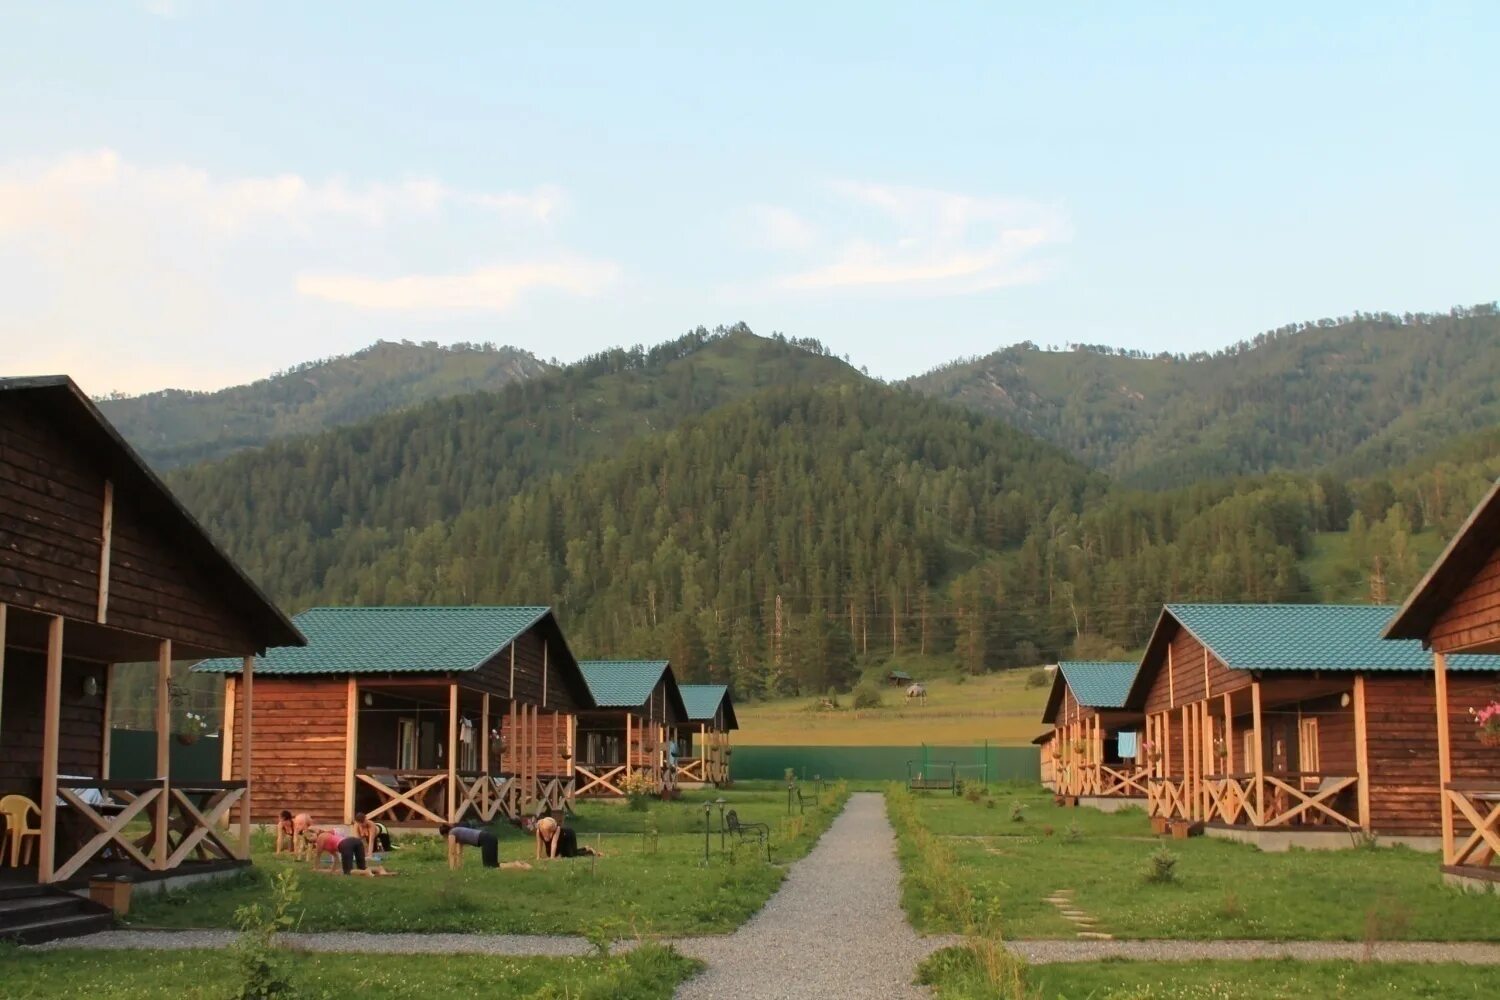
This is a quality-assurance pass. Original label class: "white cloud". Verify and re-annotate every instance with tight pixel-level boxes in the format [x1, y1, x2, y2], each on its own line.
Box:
[763, 180, 1069, 295]
[0, 149, 607, 394]
[297, 259, 619, 313]
[745, 205, 819, 251]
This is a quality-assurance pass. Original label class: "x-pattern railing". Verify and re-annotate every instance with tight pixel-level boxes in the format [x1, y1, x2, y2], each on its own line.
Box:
[1445, 781, 1500, 870]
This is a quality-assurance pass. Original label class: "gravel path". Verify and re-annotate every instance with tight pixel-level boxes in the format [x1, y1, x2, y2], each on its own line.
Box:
[1009, 939, 1500, 965]
[672, 792, 950, 1000]
[31, 928, 598, 956]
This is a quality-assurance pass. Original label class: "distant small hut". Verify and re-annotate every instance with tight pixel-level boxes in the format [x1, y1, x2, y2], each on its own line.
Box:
[575, 661, 688, 797]
[888, 669, 913, 688]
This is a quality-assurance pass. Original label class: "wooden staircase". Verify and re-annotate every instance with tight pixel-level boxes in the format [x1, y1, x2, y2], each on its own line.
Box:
[0, 883, 114, 945]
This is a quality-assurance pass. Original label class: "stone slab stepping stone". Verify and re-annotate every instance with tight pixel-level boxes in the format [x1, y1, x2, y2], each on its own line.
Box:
[1076, 932, 1114, 940]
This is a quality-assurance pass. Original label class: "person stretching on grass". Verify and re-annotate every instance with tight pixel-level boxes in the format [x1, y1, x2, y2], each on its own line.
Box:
[532, 814, 603, 860]
[353, 812, 393, 853]
[275, 810, 315, 858]
[311, 827, 396, 877]
[438, 823, 532, 871]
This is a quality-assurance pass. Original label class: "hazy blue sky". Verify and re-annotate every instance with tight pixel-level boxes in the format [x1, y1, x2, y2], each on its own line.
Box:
[3, 3, 1495, 394]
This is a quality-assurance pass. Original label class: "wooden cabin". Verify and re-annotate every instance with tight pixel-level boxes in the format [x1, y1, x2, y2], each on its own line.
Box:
[677, 684, 738, 787]
[0, 376, 303, 884]
[575, 661, 688, 797]
[1034, 731, 1057, 790]
[1128, 603, 1500, 849]
[1040, 661, 1145, 805]
[195, 606, 593, 827]
[1385, 479, 1500, 886]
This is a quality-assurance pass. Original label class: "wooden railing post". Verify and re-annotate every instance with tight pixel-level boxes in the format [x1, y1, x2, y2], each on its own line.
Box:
[240, 654, 253, 856]
[446, 683, 459, 822]
[153, 639, 172, 870]
[1353, 675, 1371, 833]
[344, 679, 358, 824]
[1251, 680, 1265, 826]
[480, 692, 491, 816]
[1433, 652, 1454, 864]
[38, 615, 64, 882]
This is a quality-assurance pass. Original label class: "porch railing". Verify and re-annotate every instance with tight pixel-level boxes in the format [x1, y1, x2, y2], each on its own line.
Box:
[1443, 780, 1500, 870]
[1151, 772, 1359, 829]
[51, 777, 246, 883]
[356, 768, 573, 825]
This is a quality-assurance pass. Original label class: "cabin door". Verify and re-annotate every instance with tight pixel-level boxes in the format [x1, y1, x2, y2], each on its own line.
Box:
[397, 719, 418, 769]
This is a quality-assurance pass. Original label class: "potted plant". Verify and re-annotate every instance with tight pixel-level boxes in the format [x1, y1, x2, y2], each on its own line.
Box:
[489, 728, 506, 760]
[1150, 815, 1170, 835]
[175, 711, 209, 746]
[1475, 702, 1500, 747]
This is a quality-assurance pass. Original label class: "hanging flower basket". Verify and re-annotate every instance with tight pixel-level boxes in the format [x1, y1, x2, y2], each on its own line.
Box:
[175, 732, 199, 746]
[1473, 703, 1500, 747]
[1478, 729, 1500, 748]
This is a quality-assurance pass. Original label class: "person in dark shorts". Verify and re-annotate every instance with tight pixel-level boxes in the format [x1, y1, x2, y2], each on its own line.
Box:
[532, 815, 603, 859]
[311, 827, 394, 877]
[353, 812, 393, 853]
[439, 823, 531, 870]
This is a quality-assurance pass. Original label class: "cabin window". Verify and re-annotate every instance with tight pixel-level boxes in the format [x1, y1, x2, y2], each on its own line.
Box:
[460, 728, 479, 772]
[397, 718, 418, 769]
[1242, 730, 1255, 772]
[1298, 717, 1320, 772]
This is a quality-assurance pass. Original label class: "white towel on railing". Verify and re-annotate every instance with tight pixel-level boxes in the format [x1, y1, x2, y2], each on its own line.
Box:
[57, 775, 106, 806]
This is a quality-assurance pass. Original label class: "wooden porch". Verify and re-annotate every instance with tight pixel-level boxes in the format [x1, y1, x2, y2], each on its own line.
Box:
[677, 724, 731, 785]
[575, 710, 669, 797]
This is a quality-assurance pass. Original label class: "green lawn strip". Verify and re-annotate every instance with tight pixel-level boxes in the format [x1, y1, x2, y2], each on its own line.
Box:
[919, 948, 1490, 999]
[0, 944, 698, 1000]
[127, 783, 847, 936]
[891, 785, 1500, 941]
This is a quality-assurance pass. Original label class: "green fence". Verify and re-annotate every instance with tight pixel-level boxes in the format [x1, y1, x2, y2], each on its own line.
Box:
[109, 728, 224, 782]
[730, 745, 1039, 783]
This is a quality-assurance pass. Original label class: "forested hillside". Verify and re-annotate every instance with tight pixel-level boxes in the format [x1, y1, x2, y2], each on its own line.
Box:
[143, 321, 1500, 702]
[98, 339, 551, 468]
[910, 305, 1500, 487]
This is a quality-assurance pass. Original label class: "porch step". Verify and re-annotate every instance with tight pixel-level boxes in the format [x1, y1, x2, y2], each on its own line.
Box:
[0, 886, 114, 945]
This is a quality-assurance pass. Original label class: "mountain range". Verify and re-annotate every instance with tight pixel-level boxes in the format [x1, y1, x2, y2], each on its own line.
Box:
[89, 309, 1500, 695]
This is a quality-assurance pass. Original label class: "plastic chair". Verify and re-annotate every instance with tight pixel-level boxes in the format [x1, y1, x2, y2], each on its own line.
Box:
[0, 795, 42, 867]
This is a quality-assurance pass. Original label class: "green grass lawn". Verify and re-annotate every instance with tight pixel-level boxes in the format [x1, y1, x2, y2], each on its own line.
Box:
[919, 948, 1493, 999]
[891, 785, 1500, 941]
[126, 783, 846, 936]
[0, 944, 697, 999]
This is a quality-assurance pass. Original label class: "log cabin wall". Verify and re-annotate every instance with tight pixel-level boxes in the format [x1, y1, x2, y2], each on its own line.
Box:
[1428, 545, 1500, 655]
[227, 675, 347, 823]
[1446, 673, 1500, 786]
[0, 398, 259, 654]
[0, 649, 108, 789]
[498, 709, 572, 776]
[1361, 674, 1443, 836]
[470, 626, 585, 714]
[1143, 625, 1249, 714]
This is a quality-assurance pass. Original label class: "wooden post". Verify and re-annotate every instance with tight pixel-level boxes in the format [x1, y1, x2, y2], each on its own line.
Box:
[1433, 652, 1454, 864]
[625, 712, 633, 780]
[1180, 704, 1192, 820]
[100, 663, 114, 780]
[1251, 679, 1265, 826]
[0, 604, 6, 752]
[344, 679, 359, 823]
[480, 692, 491, 816]
[1163, 710, 1172, 780]
[1222, 692, 1235, 774]
[1166, 643, 1176, 706]
[542, 641, 548, 708]
[38, 615, 64, 882]
[508, 644, 516, 698]
[154, 639, 171, 870]
[447, 683, 459, 822]
[221, 676, 236, 781]
[1352, 675, 1371, 833]
[240, 655, 253, 856]
[97, 479, 113, 623]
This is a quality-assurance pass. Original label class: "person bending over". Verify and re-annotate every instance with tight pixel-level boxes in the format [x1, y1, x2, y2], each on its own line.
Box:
[533, 815, 602, 860]
[311, 827, 395, 877]
[353, 812, 393, 853]
[438, 823, 531, 870]
[275, 810, 314, 858]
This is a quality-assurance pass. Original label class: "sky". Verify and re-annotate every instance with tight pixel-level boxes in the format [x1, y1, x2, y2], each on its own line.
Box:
[2, 3, 1496, 395]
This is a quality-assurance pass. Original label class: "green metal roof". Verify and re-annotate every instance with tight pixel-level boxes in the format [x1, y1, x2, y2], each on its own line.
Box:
[678, 684, 738, 729]
[194, 606, 551, 675]
[888, 669, 912, 680]
[1165, 604, 1500, 672]
[578, 660, 671, 707]
[1057, 661, 1138, 707]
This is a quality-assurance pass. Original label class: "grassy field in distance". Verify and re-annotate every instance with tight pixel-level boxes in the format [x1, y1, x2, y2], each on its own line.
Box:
[735, 665, 1051, 746]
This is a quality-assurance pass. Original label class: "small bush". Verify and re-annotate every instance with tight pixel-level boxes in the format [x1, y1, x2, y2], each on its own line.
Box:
[620, 771, 655, 811]
[985, 799, 997, 809]
[852, 684, 883, 709]
[230, 868, 301, 1000]
[1144, 847, 1178, 884]
[954, 674, 967, 685]
[1009, 802, 1026, 823]
[1219, 890, 1244, 920]
[1025, 669, 1050, 689]
[1064, 822, 1083, 844]
[964, 783, 984, 804]
[1041, 824, 1054, 837]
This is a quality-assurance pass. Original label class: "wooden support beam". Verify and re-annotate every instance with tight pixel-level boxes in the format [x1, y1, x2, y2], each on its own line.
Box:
[625, 712, 633, 779]
[1222, 692, 1234, 774]
[480, 693, 491, 816]
[447, 683, 459, 822]
[0, 604, 6, 752]
[155, 639, 171, 871]
[508, 644, 516, 698]
[1167, 643, 1176, 707]
[1251, 679, 1265, 826]
[239, 655, 253, 857]
[1434, 652, 1455, 864]
[1353, 675, 1371, 832]
[221, 676, 236, 781]
[96, 479, 113, 623]
[39, 615, 64, 882]
[344, 679, 359, 823]
[1180, 704, 1192, 820]
[101, 663, 114, 779]
[542, 641, 548, 708]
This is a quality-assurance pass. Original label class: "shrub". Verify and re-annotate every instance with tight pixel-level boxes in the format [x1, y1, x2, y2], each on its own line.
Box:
[852, 684, 883, 709]
[230, 868, 301, 1000]
[963, 783, 984, 804]
[1025, 669, 1050, 689]
[1144, 847, 1178, 884]
[1064, 822, 1083, 844]
[620, 771, 655, 811]
[1009, 802, 1026, 823]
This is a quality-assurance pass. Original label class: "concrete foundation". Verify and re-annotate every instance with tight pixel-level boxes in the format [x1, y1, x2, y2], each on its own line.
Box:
[1077, 796, 1148, 814]
[1205, 824, 1442, 853]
